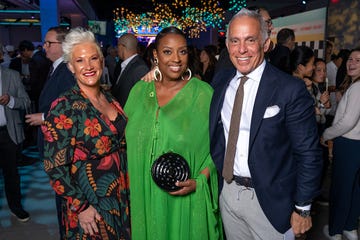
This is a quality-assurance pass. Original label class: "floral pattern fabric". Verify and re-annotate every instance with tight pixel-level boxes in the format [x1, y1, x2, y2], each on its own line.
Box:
[42, 84, 130, 240]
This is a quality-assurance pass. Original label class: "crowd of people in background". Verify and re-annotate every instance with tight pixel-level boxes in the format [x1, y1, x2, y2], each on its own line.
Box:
[0, 5, 359, 240]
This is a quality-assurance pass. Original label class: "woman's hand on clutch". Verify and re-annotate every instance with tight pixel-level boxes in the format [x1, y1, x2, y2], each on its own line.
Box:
[169, 179, 196, 196]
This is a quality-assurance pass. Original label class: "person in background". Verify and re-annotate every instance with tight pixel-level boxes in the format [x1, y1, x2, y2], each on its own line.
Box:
[111, 33, 149, 107]
[322, 47, 360, 240]
[200, 45, 218, 84]
[125, 26, 223, 240]
[42, 27, 130, 240]
[268, 28, 295, 74]
[105, 45, 118, 83]
[10, 40, 51, 148]
[210, 8, 322, 240]
[312, 58, 331, 130]
[1, 45, 16, 68]
[326, 49, 350, 127]
[290, 45, 315, 89]
[325, 41, 334, 64]
[142, 42, 156, 69]
[311, 58, 332, 205]
[0, 44, 31, 222]
[335, 49, 350, 89]
[187, 45, 203, 79]
[10, 40, 51, 113]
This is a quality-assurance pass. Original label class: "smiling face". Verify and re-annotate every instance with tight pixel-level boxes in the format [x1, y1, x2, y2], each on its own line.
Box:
[226, 16, 270, 75]
[313, 60, 326, 83]
[153, 33, 188, 82]
[67, 41, 103, 88]
[346, 50, 360, 80]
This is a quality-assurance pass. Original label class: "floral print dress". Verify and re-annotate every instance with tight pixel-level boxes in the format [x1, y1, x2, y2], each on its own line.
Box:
[42, 84, 130, 240]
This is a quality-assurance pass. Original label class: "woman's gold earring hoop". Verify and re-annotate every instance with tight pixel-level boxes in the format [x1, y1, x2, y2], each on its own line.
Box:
[154, 67, 162, 82]
[181, 68, 192, 81]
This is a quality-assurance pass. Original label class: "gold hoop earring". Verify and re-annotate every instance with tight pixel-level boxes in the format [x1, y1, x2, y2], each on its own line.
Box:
[153, 58, 162, 81]
[181, 68, 192, 81]
[154, 66, 162, 82]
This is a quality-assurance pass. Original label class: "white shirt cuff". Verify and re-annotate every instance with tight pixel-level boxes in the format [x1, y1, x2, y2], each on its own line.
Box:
[295, 204, 311, 211]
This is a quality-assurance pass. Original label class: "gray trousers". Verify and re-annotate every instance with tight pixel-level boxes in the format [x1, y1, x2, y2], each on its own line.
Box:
[220, 180, 291, 240]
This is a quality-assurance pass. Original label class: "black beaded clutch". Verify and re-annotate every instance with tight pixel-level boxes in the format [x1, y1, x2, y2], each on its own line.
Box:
[151, 152, 190, 192]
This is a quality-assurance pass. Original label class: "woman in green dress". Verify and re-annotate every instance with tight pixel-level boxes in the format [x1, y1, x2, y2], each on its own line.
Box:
[125, 26, 223, 240]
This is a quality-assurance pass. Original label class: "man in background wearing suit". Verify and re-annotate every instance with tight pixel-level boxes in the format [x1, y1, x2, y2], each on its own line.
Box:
[25, 26, 75, 239]
[9, 40, 51, 112]
[111, 33, 149, 107]
[25, 26, 74, 158]
[209, 9, 322, 240]
[0, 45, 31, 222]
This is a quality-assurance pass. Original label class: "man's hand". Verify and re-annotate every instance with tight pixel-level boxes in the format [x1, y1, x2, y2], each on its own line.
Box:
[0, 94, 10, 105]
[290, 211, 312, 236]
[25, 113, 44, 126]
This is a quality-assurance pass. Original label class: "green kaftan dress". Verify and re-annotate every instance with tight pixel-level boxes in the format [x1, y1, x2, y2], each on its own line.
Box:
[125, 78, 223, 240]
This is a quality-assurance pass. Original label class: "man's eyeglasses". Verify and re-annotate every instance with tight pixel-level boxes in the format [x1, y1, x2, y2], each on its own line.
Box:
[44, 41, 61, 47]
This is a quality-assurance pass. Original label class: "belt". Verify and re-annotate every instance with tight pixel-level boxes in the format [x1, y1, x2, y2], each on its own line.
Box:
[233, 176, 254, 188]
[0, 125, 7, 131]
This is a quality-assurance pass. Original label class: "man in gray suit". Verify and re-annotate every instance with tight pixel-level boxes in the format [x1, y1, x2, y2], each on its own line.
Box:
[111, 33, 149, 107]
[0, 45, 31, 222]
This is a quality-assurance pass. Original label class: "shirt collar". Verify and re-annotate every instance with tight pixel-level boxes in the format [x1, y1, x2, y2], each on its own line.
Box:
[236, 60, 266, 82]
[121, 54, 137, 69]
[53, 56, 64, 71]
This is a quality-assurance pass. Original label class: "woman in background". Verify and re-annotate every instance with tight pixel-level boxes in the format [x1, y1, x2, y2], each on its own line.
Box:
[125, 26, 223, 240]
[42, 27, 130, 240]
[311, 58, 332, 205]
[200, 45, 218, 84]
[290, 45, 315, 92]
[322, 48, 360, 240]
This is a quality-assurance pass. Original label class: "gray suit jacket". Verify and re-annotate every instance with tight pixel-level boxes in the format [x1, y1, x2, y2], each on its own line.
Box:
[0, 66, 31, 144]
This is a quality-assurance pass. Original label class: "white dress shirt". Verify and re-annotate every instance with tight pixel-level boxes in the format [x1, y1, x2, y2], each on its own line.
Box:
[221, 61, 266, 177]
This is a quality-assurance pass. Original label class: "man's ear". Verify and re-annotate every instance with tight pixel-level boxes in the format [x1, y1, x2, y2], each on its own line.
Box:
[263, 37, 271, 53]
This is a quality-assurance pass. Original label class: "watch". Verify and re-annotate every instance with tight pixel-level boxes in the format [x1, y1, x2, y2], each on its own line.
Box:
[294, 208, 311, 218]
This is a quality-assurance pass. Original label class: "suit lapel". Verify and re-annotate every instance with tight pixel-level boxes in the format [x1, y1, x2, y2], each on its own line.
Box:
[214, 70, 236, 120]
[249, 64, 278, 150]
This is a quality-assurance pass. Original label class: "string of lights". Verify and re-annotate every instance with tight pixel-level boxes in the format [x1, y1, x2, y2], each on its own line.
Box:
[113, 0, 246, 38]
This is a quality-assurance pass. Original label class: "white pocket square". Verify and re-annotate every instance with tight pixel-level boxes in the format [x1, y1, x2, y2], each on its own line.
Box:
[263, 105, 280, 119]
